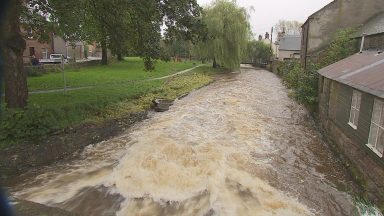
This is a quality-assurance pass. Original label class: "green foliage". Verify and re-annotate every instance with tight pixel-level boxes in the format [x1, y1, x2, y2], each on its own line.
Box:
[296, 63, 320, 106]
[277, 60, 319, 106]
[318, 28, 358, 67]
[27, 0, 202, 69]
[0, 106, 60, 143]
[245, 40, 272, 65]
[196, 0, 251, 70]
[281, 61, 302, 89]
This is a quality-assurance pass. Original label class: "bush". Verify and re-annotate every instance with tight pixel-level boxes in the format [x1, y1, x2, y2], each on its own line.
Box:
[143, 57, 156, 71]
[296, 63, 320, 106]
[0, 107, 60, 143]
[277, 60, 319, 106]
[25, 65, 47, 77]
[282, 61, 302, 89]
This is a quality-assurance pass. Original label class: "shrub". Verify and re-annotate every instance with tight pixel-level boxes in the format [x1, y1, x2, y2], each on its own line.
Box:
[296, 63, 320, 106]
[143, 57, 156, 71]
[277, 60, 319, 106]
[282, 61, 302, 89]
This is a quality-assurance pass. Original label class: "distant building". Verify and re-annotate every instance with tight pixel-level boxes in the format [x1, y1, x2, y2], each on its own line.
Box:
[22, 28, 87, 64]
[300, 0, 384, 68]
[53, 37, 86, 60]
[260, 32, 276, 57]
[276, 35, 301, 61]
[22, 28, 54, 63]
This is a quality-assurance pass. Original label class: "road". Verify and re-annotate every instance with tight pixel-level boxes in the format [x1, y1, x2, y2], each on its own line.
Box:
[13, 67, 359, 215]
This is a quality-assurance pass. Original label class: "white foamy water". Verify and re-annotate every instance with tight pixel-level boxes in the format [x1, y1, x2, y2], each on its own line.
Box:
[13, 69, 358, 215]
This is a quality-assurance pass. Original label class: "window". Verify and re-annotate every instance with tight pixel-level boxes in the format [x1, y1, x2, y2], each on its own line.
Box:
[29, 47, 35, 56]
[27, 28, 33, 39]
[348, 90, 362, 129]
[42, 48, 48, 59]
[367, 99, 384, 158]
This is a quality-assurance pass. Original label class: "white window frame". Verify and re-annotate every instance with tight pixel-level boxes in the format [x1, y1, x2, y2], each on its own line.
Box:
[42, 48, 48, 59]
[348, 90, 362, 130]
[367, 99, 384, 158]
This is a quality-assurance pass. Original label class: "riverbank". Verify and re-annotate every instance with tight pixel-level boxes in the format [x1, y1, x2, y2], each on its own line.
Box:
[0, 65, 224, 185]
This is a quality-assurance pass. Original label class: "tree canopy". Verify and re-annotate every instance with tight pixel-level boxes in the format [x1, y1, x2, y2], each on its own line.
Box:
[196, 0, 251, 70]
[274, 20, 302, 36]
[245, 40, 272, 65]
[2, 0, 203, 108]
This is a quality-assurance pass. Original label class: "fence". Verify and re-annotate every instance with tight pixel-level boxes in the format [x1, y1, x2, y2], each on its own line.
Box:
[24, 59, 102, 76]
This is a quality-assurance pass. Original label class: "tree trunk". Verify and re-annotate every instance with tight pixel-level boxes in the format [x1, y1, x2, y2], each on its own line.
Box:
[4, 0, 28, 108]
[101, 38, 108, 65]
[213, 57, 218, 68]
[117, 52, 123, 61]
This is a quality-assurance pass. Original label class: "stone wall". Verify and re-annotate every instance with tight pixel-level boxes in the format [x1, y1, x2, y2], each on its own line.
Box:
[301, 0, 384, 66]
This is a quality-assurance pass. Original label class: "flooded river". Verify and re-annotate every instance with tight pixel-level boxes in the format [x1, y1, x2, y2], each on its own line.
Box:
[12, 68, 360, 215]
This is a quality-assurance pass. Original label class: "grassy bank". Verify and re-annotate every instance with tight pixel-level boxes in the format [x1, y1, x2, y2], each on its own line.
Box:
[28, 57, 197, 91]
[0, 61, 220, 147]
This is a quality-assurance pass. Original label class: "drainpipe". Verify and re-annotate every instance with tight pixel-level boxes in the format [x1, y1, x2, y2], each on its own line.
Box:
[303, 18, 313, 70]
[360, 33, 367, 53]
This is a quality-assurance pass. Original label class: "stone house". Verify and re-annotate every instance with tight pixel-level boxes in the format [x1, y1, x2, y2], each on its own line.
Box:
[317, 12, 384, 203]
[318, 50, 384, 205]
[300, 0, 384, 68]
[22, 28, 87, 64]
[22, 28, 54, 63]
[53, 37, 86, 60]
[357, 13, 384, 51]
[276, 35, 301, 61]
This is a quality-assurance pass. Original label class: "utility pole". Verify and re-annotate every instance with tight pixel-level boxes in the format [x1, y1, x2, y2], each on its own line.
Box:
[271, 27, 274, 60]
[61, 55, 67, 94]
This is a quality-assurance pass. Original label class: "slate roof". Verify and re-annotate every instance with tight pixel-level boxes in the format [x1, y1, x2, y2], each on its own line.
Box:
[360, 13, 384, 36]
[318, 51, 384, 98]
[278, 35, 301, 51]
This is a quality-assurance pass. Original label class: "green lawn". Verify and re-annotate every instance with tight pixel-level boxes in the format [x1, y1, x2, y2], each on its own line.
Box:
[28, 57, 198, 91]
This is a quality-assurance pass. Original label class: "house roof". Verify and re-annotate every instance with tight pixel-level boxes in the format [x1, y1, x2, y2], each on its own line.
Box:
[359, 13, 384, 36]
[318, 51, 384, 98]
[278, 35, 301, 51]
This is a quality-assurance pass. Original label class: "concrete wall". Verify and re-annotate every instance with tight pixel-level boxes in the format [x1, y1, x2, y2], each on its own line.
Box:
[53, 37, 85, 60]
[277, 50, 300, 61]
[318, 76, 384, 208]
[301, 0, 384, 66]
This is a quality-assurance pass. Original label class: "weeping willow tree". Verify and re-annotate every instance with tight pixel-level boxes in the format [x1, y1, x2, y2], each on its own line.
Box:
[196, 0, 251, 70]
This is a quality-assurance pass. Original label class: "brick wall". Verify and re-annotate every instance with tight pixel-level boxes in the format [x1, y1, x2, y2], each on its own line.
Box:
[23, 38, 53, 64]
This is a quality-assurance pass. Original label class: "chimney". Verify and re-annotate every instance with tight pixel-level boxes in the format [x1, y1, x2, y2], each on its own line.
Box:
[360, 33, 367, 53]
[265, 32, 270, 40]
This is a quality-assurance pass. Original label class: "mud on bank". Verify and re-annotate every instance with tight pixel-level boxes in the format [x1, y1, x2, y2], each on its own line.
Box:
[0, 112, 148, 185]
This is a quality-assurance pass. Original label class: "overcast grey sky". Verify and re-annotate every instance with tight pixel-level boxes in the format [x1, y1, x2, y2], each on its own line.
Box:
[196, 0, 333, 39]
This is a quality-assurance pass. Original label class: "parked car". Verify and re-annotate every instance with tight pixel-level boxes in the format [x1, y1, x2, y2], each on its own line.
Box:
[39, 54, 69, 64]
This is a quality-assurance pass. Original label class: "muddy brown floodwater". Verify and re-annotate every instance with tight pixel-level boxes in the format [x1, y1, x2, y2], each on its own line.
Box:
[11, 68, 361, 215]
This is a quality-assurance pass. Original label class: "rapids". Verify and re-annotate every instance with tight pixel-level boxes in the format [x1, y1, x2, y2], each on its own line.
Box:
[12, 68, 359, 215]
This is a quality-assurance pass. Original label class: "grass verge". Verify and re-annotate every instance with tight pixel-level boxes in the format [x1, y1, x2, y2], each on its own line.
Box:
[28, 57, 198, 91]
